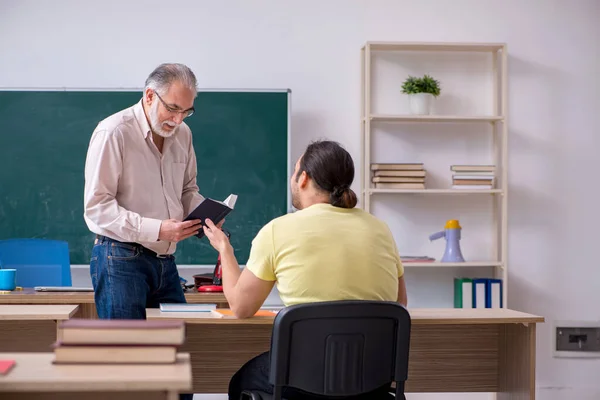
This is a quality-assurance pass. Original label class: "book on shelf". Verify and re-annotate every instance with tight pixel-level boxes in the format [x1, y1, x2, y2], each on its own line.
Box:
[455, 278, 503, 309]
[452, 185, 493, 190]
[371, 163, 423, 171]
[374, 170, 426, 178]
[453, 179, 494, 185]
[454, 278, 473, 309]
[371, 163, 426, 189]
[450, 165, 496, 173]
[451, 171, 495, 176]
[375, 182, 425, 190]
[401, 256, 435, 263]
[451, 165, 496, 189]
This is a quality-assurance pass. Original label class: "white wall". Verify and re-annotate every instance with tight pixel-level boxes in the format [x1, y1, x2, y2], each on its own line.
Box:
[1, 0, 599, 398]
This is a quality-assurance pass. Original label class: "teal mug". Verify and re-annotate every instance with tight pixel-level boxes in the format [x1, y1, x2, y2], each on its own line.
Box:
[0, 269, 16, 291]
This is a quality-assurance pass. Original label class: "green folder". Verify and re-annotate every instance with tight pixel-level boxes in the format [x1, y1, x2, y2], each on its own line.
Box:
[454, 278, 473, 308]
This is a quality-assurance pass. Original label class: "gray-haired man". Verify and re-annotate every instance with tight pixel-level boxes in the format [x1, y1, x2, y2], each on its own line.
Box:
[84, 63, 204, 322]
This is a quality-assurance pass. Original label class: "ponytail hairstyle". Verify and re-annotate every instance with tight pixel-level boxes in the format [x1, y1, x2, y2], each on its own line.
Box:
[296, 140, 358, 208]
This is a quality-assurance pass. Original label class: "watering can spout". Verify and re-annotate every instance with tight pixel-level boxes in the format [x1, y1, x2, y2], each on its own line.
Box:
[429, 230, 445, 241]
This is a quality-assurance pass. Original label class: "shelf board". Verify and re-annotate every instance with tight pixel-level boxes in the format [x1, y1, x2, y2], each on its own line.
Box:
[369, 114, 504, 123]
[403, 261, 503, 268]
[365, 41, 505, 52]
[368, 189, 503, 195]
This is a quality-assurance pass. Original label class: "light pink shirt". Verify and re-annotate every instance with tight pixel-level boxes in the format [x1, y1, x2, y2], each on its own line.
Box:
[83, 99, 204, 255]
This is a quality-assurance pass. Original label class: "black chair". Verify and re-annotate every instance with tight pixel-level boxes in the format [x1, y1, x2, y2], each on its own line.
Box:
[241, 300, 411, 400]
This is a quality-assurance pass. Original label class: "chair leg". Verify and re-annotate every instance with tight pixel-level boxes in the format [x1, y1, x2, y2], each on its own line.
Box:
[395, 382, 406, 399]
[240, 390, 272, 400]
[240, 391, 257, 400]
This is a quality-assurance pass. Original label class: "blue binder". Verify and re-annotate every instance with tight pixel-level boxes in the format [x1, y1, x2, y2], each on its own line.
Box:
[471, 278, 487, 308]
[485, 278, 503, 308]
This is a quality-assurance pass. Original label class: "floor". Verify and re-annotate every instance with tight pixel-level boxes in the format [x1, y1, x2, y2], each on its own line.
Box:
[193, 393, 495, 399]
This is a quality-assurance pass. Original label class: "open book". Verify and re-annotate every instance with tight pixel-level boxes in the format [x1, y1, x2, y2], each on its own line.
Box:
[184, 194, 237, 238]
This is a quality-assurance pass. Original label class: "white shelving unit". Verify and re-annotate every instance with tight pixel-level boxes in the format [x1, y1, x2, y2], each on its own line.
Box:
[360, 41, 508, 307]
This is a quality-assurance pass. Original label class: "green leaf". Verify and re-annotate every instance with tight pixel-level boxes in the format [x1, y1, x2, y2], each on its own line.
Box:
[401, 74, 441, 97]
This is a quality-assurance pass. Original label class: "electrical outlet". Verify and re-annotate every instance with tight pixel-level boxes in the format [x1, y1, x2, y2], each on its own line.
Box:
[554, 320, 600, 358]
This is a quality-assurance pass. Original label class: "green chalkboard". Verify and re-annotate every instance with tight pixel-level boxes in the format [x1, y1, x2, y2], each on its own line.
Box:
[0, 90, 290, 265]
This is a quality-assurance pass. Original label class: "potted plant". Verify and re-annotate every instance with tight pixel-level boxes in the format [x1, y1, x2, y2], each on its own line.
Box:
[401, 74, 441, 115]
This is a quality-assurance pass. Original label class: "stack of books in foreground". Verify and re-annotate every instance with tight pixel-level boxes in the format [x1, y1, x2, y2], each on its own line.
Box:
[53, 319, 185, 364]
[371, 163, 426, 189]
[451, 165, 496, 189]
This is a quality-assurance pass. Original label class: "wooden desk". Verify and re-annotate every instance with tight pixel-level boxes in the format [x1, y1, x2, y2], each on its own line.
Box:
[147, 308, 544, 399]
[0, 289, 229, 318]
[0, 305, 79, 353]
[0, 352, 192, 400]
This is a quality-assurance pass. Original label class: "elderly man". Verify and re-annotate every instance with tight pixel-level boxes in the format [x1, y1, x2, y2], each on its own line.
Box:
[84, 63, 205, 321]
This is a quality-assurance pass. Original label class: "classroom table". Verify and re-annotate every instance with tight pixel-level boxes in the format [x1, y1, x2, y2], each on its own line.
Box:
[0, 352, 192, 400]
[146, 308, 544, 400]
[0, 305, 79, 353]
[0, 289, 229, 318]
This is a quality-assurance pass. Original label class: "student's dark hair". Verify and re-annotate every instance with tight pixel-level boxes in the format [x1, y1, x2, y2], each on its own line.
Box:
[296, 140, 358, 208]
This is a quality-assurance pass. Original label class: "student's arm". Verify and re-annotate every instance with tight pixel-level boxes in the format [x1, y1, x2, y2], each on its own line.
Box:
[397, 275, 407, 307]
[391, 229, 407, 307]
[203, 219, 275, 318]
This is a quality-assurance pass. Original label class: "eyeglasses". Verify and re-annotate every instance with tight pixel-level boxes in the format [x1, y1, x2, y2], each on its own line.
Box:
[154, 90, 195, 118]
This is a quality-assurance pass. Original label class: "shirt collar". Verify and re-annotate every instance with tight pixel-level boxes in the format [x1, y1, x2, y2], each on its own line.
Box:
[133, 98, 152, 139]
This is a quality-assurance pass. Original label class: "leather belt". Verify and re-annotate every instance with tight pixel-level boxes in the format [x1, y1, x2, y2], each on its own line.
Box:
[95, 235, 172, 259]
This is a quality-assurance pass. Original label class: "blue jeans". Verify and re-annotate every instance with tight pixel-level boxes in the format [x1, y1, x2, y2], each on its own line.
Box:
[90, 235, 193, 400]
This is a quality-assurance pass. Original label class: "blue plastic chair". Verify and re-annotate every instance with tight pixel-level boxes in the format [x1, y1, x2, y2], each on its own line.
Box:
[0, 239, 72, 287]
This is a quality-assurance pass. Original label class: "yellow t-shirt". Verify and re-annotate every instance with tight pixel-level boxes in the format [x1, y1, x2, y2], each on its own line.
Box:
[245, 203, 403, 306]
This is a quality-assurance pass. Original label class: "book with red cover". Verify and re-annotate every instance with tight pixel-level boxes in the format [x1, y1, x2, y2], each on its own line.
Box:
[0, 360, 15, 375]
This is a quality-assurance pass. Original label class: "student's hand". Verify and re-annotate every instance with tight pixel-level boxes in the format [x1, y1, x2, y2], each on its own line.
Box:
[158, 219, 202, 242]
[203, 219, 232, 254]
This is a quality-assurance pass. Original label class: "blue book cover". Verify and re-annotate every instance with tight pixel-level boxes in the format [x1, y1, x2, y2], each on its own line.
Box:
[485, 278, 503, 308]
[471, 278, 487, 308]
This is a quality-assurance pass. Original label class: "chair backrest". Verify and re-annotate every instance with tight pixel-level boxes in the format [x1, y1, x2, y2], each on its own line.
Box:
[269, 300, 411, 398]
[0, 239, 72, 287]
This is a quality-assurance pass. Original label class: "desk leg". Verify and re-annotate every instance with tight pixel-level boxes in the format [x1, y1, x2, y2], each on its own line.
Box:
[498, 323, 536, 400]
[166, 391, 178, 400]
[72, 303, 98, 318]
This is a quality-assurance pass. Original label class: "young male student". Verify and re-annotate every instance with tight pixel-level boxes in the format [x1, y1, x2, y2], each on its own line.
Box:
[202, 140, 407, 400]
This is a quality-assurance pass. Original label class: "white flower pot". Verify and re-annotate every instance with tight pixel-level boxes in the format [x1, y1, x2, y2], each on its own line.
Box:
[408, 93, 434, 115]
